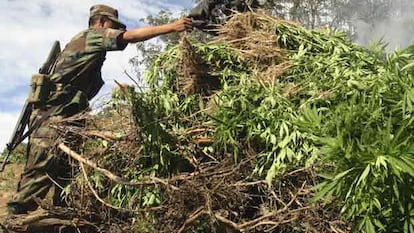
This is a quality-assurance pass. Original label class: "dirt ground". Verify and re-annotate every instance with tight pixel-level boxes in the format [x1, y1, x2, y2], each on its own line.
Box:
[0, 163, 23, 222]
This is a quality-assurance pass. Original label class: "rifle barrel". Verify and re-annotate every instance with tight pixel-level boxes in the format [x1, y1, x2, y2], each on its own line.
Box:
[1, 100, 31, 173]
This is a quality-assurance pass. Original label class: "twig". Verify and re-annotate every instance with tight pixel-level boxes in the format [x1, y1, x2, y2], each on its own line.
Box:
[46, 173, 64, 190]
[122, 71, 141, 88]
[185, 127, 215, 135]
[330, 225, 347, 233]
[80, 162, 133, 212]
[21, 213, 50, 225]
[177, 207, 206, 233]
[238, 212, 277, 229]
[231, 180, 267, 187]
[80, 162, 164, 213]
[264, 214, 292, 232]
[24, 218, 87, 229]
[200, 150, 219, 162]
[83, 130, 121, 141]
[236, 181, 307, 230]
[284, 167, 311, 177]
[195, 137, 214, 145]
[271, 190, 287, 207]
[214, 213, 239, 229]
[251, 220, 280, 231]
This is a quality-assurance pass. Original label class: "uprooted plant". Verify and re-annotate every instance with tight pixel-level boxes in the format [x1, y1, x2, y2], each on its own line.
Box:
[22, 11, 414, 233]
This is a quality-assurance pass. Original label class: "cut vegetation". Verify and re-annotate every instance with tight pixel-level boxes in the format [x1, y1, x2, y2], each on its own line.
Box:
[3, 11, 414, 233]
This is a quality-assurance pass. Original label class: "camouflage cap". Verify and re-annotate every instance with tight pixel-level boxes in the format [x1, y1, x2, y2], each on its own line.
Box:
[90, 4, 126, 29]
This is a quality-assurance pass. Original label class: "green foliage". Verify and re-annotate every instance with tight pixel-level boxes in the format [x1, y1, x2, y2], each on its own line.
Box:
[144, 21, 414, 232]
[129, 10, 179, 79]
[101, 13, 414, 232]
[1, 143, 27, 164]
[311, 45, 414, 233]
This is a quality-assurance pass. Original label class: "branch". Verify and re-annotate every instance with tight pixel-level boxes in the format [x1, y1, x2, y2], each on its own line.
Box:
[58, 143, 179, 190]
[177, 207, 206, 233]
[214, 181, 308, 231]
[83, 130, 122, 141]
[231, 180, 267, 187]
[214, 213, 239, 229]
[80, 162, 164, 213]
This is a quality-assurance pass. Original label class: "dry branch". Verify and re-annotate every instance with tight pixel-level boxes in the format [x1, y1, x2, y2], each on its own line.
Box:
[83, 130, 121, 141]
[59, 143, 179, 190]
[79, 162, 165, 213]
[177, 207, 207, 233]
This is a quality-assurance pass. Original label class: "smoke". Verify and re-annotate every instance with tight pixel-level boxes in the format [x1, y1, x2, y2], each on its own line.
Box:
[351, 0, 414, 50]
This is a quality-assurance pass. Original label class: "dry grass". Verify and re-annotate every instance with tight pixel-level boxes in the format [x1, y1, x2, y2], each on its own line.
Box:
[215, 11, 294, 67]
[176, 36, 208, 95]
[176, 11, 298, 96]
[176, 36, 221, 96]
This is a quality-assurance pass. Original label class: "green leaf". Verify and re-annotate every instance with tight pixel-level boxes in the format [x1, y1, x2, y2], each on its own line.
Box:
[400, 156, 414, 177]
[388, 156, 414, 177]
[356, 165, 371, 187]
[365, 217, 376, 233]
[334, 168, 354, 180]
[373, 218, 385, 231]
[265, 160, 279, 186]
[312, 180, 337, 203]
[277, 136, 290, 149]
[402, 61, 414, 71]
[372, 198, 382, 211]
[270, 134, 277, 145]
[375, 156, 387, 170]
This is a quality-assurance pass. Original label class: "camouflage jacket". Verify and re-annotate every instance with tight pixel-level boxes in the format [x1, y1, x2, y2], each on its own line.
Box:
[48, 27, 127, 117]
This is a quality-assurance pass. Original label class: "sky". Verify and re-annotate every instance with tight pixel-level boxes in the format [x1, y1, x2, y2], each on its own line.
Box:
[0, 0, 194, 152]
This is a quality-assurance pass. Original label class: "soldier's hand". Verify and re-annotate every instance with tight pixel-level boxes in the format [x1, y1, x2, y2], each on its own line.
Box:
[171, 17, 193, 32]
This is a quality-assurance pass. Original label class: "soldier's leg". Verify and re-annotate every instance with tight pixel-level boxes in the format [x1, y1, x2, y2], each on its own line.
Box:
[49, 152, 71, 207]
[7, 135, 55, 214]
[7, 114, 59, 214]
[50, 119, 84, 206]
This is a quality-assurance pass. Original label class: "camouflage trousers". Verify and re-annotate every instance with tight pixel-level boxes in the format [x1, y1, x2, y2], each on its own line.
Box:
[7, 108, 79, 214]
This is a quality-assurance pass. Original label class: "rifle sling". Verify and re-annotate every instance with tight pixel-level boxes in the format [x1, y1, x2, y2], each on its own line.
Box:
[20, 106, 57, 145]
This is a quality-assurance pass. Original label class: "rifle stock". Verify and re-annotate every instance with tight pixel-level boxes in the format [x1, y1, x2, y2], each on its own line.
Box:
[39, 41, 61, 75]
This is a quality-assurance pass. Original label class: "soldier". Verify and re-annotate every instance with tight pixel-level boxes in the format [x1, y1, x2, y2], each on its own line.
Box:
[6, 4, 192, 215]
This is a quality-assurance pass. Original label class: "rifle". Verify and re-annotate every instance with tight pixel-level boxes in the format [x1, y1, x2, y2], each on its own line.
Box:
[0, 40, 61, 172]
[189, 0, 263, 32]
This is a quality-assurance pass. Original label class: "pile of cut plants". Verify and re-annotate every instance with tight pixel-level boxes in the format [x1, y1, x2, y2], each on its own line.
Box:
[11, 11, 414, 233]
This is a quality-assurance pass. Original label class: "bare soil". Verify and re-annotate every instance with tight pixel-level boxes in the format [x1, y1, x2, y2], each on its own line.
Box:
[0, 163, 23, 222]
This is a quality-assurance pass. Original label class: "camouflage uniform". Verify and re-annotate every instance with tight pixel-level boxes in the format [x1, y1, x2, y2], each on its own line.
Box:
[7, 4, 128, 214]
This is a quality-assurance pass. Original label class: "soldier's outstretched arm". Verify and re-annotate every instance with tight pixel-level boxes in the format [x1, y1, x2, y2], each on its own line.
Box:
[119, 17, 192, 44]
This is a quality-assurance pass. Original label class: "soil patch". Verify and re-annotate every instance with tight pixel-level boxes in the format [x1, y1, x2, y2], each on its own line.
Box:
[0, 163, 24, 222]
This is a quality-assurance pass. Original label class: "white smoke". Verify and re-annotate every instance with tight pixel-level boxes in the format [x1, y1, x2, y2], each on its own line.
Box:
[352, 0, 414, 50]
